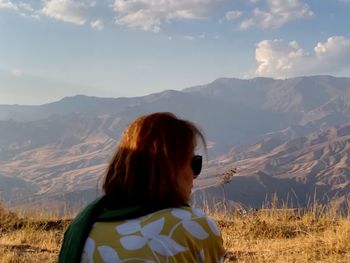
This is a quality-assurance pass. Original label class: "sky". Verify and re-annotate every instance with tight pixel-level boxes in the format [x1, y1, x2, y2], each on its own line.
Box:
[1, 0, 350, 105]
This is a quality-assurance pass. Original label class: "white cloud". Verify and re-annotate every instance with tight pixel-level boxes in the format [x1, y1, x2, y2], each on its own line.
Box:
[90, 19, 104, 30]
[240, 0, 314, 30]
[0, 0, 39, 18]
[225, 10, 242, 21]
[113, 0, 219, 32]
[41, 0, 94, 25]
[18, 2, 34, 12]
[0, 0, 17, 10]
[255, 36, 350, 78]
[0, 0, 97, 22]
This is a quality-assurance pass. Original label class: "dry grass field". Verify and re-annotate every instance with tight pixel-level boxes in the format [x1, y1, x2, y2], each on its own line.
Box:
[1, 201, 350, 263]
[0, 202, 69, 263]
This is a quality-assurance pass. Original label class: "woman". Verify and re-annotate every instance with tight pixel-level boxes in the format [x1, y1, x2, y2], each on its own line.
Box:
[59, 112, 225, 262]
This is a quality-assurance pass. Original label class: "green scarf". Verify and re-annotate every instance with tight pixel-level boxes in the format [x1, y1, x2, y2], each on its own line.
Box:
[58, 196, 172, 263]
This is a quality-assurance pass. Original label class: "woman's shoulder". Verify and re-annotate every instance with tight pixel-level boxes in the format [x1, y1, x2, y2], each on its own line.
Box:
[139, 206, 222, 238]
[86, 206, 225, 263]
[147, 206, 217, 221]
[92, 206, 221, 239]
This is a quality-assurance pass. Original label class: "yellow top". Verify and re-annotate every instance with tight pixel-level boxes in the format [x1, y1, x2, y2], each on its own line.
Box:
[81, 206, 225, 263]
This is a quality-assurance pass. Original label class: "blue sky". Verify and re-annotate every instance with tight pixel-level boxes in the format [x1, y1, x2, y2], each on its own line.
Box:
[1, 0, 350, 105]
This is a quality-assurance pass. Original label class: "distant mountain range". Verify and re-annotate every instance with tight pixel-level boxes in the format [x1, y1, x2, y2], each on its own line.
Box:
[197, 123, 350, 208]
[1, 75, 350, 210]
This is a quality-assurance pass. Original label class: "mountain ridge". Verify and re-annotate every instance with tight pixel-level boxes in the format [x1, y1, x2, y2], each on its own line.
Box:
[2, 75, 350, 209]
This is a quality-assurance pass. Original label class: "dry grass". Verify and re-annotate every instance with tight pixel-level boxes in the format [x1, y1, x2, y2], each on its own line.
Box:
[0, 202, 69, 263]
[217, 209, 350, 262]
[1, 201, 350, 262]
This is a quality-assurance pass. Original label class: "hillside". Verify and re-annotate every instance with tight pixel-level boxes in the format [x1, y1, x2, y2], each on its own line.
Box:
[1, 76, 350, 209]
[198, 124, 350, 208]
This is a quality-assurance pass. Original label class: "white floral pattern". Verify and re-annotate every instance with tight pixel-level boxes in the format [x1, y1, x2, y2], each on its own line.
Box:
[117, 217, 187, 257]
[115, 220, 141, 235]
[97, 246, 120, 263]
[82, 206, 224, 263]
[192, 207, 221, 236]
[198, 249, 205, 263]
[81, 237, 95, 263]
[171, 208, 209, 239]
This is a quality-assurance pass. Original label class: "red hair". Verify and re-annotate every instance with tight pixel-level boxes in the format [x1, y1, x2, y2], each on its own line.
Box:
[103, 112, 205, 206]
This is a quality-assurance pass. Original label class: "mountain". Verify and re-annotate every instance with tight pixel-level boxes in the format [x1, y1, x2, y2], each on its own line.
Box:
[1, 75, 350, 210]
[196, 123, 350, 208]
[0, 95, 142, 122]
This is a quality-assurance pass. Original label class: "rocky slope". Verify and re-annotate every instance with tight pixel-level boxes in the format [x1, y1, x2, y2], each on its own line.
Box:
[1, 75, 350, 209]
[198, 124, 350, 208]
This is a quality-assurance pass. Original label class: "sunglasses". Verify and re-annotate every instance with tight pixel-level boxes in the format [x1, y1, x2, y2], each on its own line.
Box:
[191, 155, 202, 178]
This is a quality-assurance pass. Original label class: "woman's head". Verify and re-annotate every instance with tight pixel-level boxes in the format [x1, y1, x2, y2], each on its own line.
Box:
[103, 112, 206, 206]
